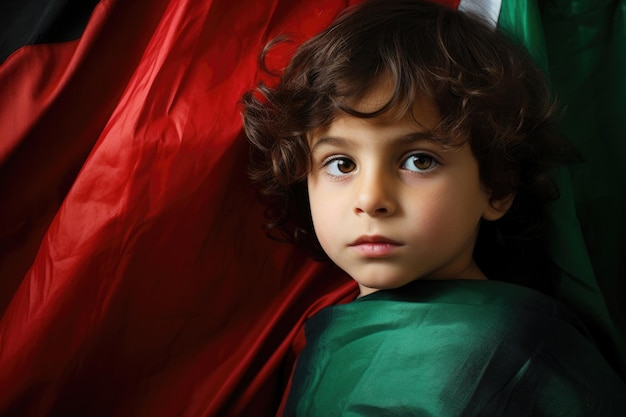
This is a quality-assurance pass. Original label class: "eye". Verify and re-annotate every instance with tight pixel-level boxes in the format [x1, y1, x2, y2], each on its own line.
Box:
[401, 153, 438, 172]
[323, 157, 356, 176]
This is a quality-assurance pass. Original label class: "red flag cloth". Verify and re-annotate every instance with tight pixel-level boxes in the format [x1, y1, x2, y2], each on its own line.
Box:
[0, 0, 376, 415]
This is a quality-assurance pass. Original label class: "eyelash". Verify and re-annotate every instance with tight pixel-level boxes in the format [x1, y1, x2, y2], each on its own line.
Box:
[322, 156, 356, 177]
[321, 152, 440, 177]
[400, 152, 439, 173]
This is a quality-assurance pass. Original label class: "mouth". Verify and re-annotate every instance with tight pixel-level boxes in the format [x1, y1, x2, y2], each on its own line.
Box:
[349, 235, 403, 257]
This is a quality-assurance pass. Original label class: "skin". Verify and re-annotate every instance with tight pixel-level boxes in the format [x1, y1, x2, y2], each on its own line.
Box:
[307, 85, 511, 296]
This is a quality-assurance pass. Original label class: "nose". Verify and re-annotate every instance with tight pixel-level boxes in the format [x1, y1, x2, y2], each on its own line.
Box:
[354, 170, 397, 217]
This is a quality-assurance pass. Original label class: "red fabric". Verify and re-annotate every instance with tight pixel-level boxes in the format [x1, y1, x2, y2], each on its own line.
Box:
[0, 0, 459, 415]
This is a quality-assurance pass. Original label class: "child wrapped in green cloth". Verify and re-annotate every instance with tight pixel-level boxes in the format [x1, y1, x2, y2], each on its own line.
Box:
[242, 0, 626, 415]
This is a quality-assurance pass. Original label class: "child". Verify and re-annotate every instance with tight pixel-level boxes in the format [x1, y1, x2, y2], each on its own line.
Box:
[242, 0, 626, 415]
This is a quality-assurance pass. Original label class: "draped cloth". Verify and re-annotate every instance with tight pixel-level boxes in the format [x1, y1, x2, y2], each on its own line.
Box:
[0, 0, 624, 416]
[285, 280, 626, 416]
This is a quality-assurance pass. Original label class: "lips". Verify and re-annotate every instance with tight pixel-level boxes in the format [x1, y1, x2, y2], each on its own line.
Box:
[349, 235, 402, 257]
[350, 235, 401, 246]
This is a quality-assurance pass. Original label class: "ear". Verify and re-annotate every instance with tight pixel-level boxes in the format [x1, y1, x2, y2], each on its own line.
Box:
[482, 193, 515, 221]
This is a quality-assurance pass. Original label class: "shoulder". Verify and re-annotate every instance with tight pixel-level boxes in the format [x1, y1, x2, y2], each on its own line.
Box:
[307, 280, 581, 346]
[290, 280, 626, 416]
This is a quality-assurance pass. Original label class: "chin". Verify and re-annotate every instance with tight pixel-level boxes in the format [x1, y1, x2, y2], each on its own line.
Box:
[356, 276, 416, 293]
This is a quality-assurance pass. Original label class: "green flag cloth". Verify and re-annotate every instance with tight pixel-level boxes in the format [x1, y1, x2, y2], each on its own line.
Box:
[497, 0, 626, 376]
[285, 280, 626, 416]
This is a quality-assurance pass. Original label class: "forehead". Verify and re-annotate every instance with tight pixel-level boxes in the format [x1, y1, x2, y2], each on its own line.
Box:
[311, 85, 441, 143]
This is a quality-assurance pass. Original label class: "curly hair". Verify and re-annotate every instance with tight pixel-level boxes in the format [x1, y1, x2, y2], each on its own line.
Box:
[242, 0, 576, 285]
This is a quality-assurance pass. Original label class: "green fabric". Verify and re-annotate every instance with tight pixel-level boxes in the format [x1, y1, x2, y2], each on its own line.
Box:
[497, 0, 626, 376]
[285, 280, 626, 416]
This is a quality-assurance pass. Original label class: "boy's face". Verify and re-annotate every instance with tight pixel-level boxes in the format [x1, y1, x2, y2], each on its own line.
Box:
[307, 88, 507, 296]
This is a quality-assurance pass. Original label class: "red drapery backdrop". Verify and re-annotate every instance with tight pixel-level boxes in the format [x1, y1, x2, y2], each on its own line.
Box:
[0, 0, 380, 415]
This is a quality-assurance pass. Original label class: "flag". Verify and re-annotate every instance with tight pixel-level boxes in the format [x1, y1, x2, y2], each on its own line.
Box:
[497, 0, 626, 376]
[0, 0, 623, 416]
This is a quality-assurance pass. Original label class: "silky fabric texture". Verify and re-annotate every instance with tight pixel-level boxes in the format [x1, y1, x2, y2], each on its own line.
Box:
[541, 0, 626, 354]
[0, 0, 101, 62]
[498, 0, 626, 376]
[0, 0, 363, 416]
[0, 0, 625, 416]
[285, 280, 626, 416]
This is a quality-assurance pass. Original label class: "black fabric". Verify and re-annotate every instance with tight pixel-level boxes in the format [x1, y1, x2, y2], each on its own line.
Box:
[0, 0, 101, 62]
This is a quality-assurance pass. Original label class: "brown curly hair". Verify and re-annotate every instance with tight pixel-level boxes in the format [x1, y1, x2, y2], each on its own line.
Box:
[242, 0, 576, 286]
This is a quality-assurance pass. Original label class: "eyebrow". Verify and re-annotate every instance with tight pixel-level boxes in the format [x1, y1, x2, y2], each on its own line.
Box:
[310, 131, 437, 152]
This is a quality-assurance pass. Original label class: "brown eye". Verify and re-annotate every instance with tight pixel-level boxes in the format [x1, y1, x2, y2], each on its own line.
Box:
[402, 153, 438, 172]
[337, 159, 356, 173]
[325, 157, 356, 176]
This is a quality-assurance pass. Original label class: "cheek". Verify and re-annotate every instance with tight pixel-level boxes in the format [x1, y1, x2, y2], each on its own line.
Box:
[409, 197, 455, 237]
[307, 183, 338, 243]
[408, 188, 484, 237]
[309, 209, 340, 258]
